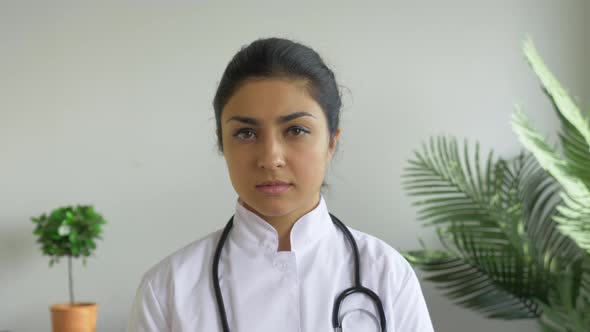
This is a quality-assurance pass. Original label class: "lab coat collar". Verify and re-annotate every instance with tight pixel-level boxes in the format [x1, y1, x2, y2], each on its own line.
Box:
[231, 194, 333, 253]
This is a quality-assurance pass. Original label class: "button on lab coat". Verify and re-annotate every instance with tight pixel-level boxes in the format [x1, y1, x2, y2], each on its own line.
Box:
[127, 195, 435, 331]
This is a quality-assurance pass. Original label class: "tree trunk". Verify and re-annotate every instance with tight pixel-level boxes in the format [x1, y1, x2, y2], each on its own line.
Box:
[68, 255, 75, 305]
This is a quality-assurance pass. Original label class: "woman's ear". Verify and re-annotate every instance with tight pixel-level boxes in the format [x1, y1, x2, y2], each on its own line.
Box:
[328, 128, 341, 159]
[216, 128, 224, 154]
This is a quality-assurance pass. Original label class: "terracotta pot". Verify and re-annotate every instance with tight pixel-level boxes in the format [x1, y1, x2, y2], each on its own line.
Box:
[50, 302, 97, 332]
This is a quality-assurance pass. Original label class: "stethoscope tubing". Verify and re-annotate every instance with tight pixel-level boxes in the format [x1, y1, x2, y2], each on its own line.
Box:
[212, 213, 387, 332]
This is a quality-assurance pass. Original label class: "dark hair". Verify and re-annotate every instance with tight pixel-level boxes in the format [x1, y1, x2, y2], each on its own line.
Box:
[212, 37, 343, 191]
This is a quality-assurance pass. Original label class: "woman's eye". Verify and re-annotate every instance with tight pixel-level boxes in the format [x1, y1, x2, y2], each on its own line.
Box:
[234, 129, 256, 141]
[288, 126, 309, 137]
[233, 127, 308, 141]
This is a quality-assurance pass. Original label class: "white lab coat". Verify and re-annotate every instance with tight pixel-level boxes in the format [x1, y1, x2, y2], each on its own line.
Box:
[127, 195, 435, 331]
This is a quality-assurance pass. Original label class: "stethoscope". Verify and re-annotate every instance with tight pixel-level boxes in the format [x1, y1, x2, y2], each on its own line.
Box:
[212, 212, 387, 332]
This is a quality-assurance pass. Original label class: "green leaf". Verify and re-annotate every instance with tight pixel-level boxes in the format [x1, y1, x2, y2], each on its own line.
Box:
[31, 204, 107, 267]
[512, 110, 590, 254]
[522, 38, 590, 148]
[539, 262, 590, 331]
[68, 231, 78, 243]
[403, 248, 542, 319]
[555, 99, 590, 188]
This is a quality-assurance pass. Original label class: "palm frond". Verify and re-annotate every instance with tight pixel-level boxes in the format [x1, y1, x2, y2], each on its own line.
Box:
[518, 153, 582, 274]
[404, 248, 542, 319]
[522, 38, 590, 148]
[402, 137, 568, 318]
[540, 292, 590, 332]
[403, 136, 514, 249]
[539, 256, 590, 332]
[511, 110, 589, 200]
[551, 92, 590, 188]
[554, 195, 590, 253]
[512, 110, 590, 253]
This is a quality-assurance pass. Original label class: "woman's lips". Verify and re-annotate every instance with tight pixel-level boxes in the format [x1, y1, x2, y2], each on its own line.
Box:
[255, 184, 292, 194]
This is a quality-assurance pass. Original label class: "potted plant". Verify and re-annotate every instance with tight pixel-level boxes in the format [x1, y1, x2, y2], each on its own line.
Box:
[401, 38, 590, 331]
[31, 205, 107, 332]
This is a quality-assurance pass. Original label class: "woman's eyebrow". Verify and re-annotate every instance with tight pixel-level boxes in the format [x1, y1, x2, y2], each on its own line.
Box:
[225, 111, 317, 125]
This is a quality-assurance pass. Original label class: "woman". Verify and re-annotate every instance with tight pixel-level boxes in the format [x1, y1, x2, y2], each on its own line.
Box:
[127, 37, 434, 331]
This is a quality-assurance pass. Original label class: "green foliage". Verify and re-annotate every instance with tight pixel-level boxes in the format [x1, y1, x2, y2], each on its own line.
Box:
[31, 205, 107, 267]
[539, 257, 590, 331]
[511, 39, 590, 254]
[403, 138, 581, 319]
[402, 37, 590, 331]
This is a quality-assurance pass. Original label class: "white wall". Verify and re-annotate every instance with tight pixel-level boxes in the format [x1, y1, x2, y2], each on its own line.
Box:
[1, 1, 587, 331]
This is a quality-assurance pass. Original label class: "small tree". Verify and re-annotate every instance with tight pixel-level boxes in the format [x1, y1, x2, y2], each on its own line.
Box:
[31, 205, 107, 304]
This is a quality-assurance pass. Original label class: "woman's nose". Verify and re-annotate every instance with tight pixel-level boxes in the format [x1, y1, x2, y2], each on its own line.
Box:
[257, 136, 285, 169]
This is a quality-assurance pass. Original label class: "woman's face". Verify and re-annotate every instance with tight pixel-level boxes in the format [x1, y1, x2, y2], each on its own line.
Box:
[219, 78, 340, 220]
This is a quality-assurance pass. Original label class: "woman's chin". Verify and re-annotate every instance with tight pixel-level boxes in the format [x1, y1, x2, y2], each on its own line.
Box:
[241, 197, 293, 218]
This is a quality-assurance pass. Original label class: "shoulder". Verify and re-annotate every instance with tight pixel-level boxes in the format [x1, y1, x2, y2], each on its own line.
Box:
[127, 229, 225, 330]
[346, 227, 435, 330]
[138, 228, 223, 289]
[347, 226, 411, 271]
[347, 227, 416, 291]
